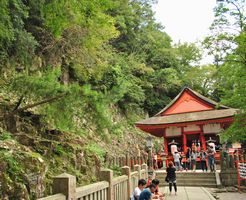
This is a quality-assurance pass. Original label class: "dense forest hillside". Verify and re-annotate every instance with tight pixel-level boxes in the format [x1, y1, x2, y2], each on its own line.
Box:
[0, 0, 245, 199]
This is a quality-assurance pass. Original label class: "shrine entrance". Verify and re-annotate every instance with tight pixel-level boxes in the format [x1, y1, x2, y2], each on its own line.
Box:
[186, 134, 200, 149]
[135, 87, 237, 169]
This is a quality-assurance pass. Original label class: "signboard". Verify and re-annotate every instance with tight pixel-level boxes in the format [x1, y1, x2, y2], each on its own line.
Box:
[239, 163, 246, 179]
[237, 161, 246, 193]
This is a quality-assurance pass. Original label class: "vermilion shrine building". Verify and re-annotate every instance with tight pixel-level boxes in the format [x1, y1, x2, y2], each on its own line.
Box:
[135, 87, 238, 155]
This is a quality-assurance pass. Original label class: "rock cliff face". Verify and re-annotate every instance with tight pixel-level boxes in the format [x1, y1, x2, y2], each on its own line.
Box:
[0, 101, 147, 199]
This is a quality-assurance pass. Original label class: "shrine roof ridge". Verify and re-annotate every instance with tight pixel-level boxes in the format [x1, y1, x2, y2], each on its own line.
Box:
[155, 87, 229, 116]
[136, 108, 239, 125]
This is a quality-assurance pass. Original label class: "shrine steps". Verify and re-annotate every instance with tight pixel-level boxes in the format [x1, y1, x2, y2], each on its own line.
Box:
[155, 171, 217, 187]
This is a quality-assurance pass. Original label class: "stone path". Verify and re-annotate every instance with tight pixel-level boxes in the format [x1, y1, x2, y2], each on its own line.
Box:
[159, 187, 216, 200]
[213, 193, 246, 200]
[206, 188, 246, 200]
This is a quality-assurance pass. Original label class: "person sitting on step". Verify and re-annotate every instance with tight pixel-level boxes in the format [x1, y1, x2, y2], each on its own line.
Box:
[151, 179, 164, 199]
[139, 189, 153, 200]
[131, 179, 147, 200]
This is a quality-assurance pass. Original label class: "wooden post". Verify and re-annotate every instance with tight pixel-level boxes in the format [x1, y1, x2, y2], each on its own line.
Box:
[53, 173, 76, 200]
[126, 153, 130, 167]
[226, 154, 230, 169]
[229, 155, 235, 169]
[141, 164, 148, 180]
[199, 125, 206, 150]
[122, 156, 126, 166]
[100, 169, 113, 200]
[164, 136, 168, 155]
[119, 157, 122, 167]
[138, 156, 141, 165]
[134, 164, 141, 179]
[122, 166, 131, 199]
[220, 151, 225, 170]
[182, 131, 187, 153]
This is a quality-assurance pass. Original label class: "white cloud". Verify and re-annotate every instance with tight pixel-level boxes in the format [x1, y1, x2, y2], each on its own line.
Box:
[154, 0, 217, 43]
[153, 0, 217, 64]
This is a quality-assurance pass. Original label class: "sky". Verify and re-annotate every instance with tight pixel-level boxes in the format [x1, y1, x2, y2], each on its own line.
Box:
[153, 0, 218, 64]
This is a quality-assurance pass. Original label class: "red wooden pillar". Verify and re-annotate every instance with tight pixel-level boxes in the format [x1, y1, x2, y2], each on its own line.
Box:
[164, 137, 168, 154]
[183, 134, 187, 153]
[163, 129, 168, 155]
[199, 125, 206, 150]
[182, 127, 187, 152]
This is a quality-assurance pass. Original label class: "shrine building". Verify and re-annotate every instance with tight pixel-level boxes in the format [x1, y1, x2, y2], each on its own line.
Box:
[135, 87, 238, 154]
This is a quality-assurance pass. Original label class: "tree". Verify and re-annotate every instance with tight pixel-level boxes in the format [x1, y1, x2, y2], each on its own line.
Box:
[204, 0, 246, 142]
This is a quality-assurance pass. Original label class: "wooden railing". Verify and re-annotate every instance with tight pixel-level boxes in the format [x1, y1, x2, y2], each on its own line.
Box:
[220, 152, 246, 186]
[105, 154, 148, 170]
[38, 164, 148, 200]
[76, 181, 109, 200]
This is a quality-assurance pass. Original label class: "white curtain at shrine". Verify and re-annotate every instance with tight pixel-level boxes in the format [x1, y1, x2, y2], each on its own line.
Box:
[166, 127, 182, 137]
[203, 123, 222, 134]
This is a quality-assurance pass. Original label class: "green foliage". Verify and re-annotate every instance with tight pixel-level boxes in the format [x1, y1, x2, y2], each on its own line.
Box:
[0, 0, 38, 69]
[108, 165, 122, 177]
[0, 129, 12, 140]
[0, 150, 22, 180]
[204, 0, 246, 142]
[53, 144, 66, 156]
[85, 142, 106, 160]
[220, 114, 246, 142]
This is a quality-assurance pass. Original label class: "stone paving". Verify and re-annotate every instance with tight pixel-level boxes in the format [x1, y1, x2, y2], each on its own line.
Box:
[206, 188, 246, 200]
[160, 187, 246, 200]
[213, 193, 246, 200]
[160, 187, 216, 200]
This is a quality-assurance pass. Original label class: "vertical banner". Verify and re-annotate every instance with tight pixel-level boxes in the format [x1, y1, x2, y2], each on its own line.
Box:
[237, 161, 246, 193]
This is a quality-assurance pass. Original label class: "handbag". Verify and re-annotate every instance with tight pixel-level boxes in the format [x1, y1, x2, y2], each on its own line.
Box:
[165, 176, 169, 183]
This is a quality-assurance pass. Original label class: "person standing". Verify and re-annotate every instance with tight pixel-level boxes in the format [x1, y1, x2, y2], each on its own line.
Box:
[200, 148, 207, 172]
[166, 161, 177, 196]
[207, 146, 215, 172]
[185, 147, 191, 171]
[191, 149, 197, 172]
[173, 151, 181, 171]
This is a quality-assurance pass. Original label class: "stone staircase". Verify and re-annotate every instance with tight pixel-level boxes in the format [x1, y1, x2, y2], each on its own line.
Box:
[155, 171, 217, 187]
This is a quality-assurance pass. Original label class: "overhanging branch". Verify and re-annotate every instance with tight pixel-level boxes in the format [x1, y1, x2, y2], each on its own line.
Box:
[14, 93, 67, 113]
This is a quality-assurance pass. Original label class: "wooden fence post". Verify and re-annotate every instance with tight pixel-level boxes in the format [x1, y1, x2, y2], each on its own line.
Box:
[230, 155, 235, 169]
[141, 164, 148, 180]
[53, 173, 76, 200]
[126, 153, 130, 167]
[137, 156, 140, 165]
[122, 166, 131, 199]
[134, 165, 141, 180]
[100, 169, 113, 200]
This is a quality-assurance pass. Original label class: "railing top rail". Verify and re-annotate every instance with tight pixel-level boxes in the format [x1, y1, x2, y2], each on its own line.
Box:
[112, 175, 128, 185]
[38, 193, 66, 200]
[76, 181, 109, 198]
[130, 171, 138, 177]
